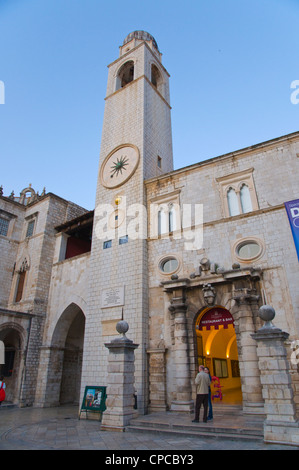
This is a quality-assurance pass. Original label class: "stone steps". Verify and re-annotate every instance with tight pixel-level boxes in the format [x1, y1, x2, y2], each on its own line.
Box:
[126, 406, 264, 442]
[0, 402, 17, 410]
[126, 419, 264, 441]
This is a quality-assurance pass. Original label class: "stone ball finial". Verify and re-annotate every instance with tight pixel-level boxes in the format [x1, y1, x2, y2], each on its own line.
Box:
[258, 305, 275, 328]
[116, 320, 129, 336]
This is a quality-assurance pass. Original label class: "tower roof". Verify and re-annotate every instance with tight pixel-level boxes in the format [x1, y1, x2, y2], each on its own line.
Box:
[123, 30, 159, 51]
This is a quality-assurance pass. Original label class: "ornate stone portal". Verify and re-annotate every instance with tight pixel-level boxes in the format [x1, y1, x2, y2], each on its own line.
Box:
[155, 260, 265, 414]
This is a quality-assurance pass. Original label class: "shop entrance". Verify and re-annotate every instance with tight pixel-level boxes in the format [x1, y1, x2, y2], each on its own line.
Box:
[195, 306, 242, 404]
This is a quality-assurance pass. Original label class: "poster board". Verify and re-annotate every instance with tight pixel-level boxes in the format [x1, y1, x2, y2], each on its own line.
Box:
[79, 385, 107, 420]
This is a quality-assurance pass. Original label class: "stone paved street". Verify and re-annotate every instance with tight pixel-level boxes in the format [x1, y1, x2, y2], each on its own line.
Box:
[0, 404, 296, 451]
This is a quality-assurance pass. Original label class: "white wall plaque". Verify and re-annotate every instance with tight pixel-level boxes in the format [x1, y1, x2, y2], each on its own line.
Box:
[101, 286, 125, 308]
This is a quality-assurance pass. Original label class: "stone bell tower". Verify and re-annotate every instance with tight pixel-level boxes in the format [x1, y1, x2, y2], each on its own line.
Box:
[81, 31, 173, 413]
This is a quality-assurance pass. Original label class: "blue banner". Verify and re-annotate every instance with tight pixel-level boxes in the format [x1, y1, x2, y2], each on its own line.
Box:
[285, 199, 299, 261]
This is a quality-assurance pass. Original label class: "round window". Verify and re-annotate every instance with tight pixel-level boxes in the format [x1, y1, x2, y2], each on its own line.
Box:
[236, 241, 261, 260]
[160, 257, 179, 274]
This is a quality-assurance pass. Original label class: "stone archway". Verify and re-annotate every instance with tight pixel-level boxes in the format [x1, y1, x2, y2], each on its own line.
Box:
[0, 323, 26, 404]
[36, 303, 85, 407]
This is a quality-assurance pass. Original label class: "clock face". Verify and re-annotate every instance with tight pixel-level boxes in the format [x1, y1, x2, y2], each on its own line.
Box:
[100, 144, 140, 189]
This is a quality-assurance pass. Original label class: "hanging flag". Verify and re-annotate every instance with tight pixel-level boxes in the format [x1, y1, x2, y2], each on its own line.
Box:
[285, 199, 299, 261]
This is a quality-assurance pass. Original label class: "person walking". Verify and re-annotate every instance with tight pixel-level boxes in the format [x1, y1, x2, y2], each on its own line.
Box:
[0, 376, 6, 406]
[192, 365, 211, 423]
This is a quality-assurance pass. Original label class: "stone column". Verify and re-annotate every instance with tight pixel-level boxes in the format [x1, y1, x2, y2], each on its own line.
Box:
[147, 348, 167, 412]
[252, 305, 299, 446]
[101, 321, 139, 431]
[169, 292, 193, 412]
[232, 290, 264, 414]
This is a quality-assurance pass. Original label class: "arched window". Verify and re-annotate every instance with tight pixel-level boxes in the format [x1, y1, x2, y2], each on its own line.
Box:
[240, 184, 252, 213]
[158, 203, 179, 235]
[151, 64, 162, 90]
[15, 258, 29, 303]
[117, 61, 134, 90]
[227, 188, 239, 216]
[169, 206, 174, 233]
[158, 208, 167, 235]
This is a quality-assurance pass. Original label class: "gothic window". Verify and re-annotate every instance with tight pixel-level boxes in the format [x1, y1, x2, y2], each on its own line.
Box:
[157, 203, 178, 235]
[149, 190, 181, 239]
[15, 259, 29, 303]
[240, 184, 253, 213]
[117, 61, 134, 90]
[168, 204, 176, 232]
[227, 188, 239, 217]
[15, 271, 26, 302]
[216, 168, 259, 218]
[157, 208, 166, 235]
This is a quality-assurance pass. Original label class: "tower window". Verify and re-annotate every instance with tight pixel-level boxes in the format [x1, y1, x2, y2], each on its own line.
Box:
[151, 64, 162, 91]
[117, 61, 134, 90]
[157, 156, 162, 169]
[103, 240, 112, 249]
[119, 235, 128, 245]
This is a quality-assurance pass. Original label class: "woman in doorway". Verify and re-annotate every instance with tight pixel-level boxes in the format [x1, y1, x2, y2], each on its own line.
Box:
[204, 367, 213, 420]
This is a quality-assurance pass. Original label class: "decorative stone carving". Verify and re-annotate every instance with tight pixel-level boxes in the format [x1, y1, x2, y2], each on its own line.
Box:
[200, 257, 210, 271]
[233, 287, 259, 305]
[202, 283, 216, 306]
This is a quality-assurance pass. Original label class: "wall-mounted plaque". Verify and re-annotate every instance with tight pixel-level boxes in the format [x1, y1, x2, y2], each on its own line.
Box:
[101, 286, 125, 308]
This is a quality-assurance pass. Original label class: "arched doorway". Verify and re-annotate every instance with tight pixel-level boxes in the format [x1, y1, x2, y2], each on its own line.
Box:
[59, 308, 85, 405]
[0, 326, 24, 404]
[44, 304, 85, 406]
[195, 306, 242, 404]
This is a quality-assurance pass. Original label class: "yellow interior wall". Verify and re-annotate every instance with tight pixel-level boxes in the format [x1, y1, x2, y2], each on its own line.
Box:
[196, 323, 242, 404]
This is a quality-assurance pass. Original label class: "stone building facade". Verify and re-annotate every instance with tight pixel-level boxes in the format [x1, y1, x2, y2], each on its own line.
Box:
[0, 32, 298, 429]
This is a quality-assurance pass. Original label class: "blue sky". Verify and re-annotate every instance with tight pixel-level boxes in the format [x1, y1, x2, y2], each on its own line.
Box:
[0, 0, 298, 210]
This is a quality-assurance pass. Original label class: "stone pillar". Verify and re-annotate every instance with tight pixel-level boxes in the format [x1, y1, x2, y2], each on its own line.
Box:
[169, 292, 193, 412]
[252, 305, 299, 446]
[101, 321, 139, 431]
[232, 290, 264, 414]
[147, 348, 167, 412]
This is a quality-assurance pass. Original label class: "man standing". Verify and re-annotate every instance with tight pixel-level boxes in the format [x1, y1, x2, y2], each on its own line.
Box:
[192, 365, 211, 423]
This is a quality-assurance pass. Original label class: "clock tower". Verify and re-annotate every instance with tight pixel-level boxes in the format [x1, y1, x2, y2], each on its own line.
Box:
[82, 31, 173, 413]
